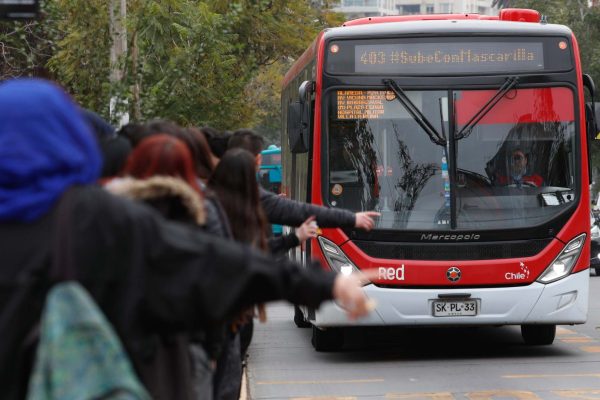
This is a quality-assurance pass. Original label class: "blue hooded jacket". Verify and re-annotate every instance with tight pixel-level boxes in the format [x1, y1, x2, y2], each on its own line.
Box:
[0, 79, 101, 222]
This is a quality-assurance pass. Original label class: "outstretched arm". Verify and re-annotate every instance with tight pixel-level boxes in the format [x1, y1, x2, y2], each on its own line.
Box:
[260, 188, 379, 230]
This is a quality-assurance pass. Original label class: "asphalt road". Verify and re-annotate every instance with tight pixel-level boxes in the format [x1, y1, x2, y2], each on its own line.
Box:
[246, 272, 600, 400]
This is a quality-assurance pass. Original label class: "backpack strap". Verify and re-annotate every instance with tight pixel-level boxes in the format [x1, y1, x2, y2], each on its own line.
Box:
[51, 186, 79, 281]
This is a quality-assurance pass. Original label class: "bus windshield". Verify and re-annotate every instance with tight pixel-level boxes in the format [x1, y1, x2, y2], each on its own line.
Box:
[326, 87, 577, 231]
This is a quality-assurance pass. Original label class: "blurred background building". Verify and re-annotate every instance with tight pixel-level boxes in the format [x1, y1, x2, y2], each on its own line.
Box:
[331, 0, 499, 19]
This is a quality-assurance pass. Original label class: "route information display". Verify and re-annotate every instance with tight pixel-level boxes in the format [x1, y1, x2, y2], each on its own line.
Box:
[336, 90, 403, 120]
[355, 42, 544, 74]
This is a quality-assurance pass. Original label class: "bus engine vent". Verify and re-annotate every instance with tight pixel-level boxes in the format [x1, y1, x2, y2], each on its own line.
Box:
[352, 239, 552, 261]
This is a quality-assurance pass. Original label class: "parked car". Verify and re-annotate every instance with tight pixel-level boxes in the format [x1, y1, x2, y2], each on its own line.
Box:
[591, 211, 600, 275]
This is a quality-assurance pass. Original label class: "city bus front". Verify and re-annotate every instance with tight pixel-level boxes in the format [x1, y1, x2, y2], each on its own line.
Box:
[307, 20, 591, 349]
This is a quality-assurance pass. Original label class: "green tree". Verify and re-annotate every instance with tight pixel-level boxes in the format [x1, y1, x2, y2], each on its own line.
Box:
[245, 58, 292, 145]
[237, 2, 345, 144]
[48, 0, 112, 116]
[492, 0, 512, 8]
[507, 0, 600, 84]
[0, 0, 343, 134]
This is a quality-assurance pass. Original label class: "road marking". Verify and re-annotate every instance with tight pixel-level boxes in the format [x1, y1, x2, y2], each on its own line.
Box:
[382, 391, 600, 400]
[504, 373, 600, 379]
[385, 392, 454, 399]
[466, 390, 541, 399]
[561, 337, 594, 343]
[256, 378, 384, 385]
[581, 346, 600, 353]
[553, 389, 600, 399]
[291, 397, 357, 400]
[558, 327, 578, 336]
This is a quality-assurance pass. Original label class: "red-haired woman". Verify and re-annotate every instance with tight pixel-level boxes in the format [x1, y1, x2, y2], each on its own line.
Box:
[105, 134, 224, 400]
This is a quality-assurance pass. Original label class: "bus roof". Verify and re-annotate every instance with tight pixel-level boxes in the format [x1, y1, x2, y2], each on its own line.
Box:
[342, 8, 543, 26]
[325, 19, 572, 41]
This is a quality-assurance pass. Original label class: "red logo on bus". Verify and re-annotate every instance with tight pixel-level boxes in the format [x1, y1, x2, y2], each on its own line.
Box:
[447, 267, 461, 282]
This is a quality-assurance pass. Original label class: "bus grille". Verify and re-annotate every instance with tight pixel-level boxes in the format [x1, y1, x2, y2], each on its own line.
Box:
[351, 239, 553, 261]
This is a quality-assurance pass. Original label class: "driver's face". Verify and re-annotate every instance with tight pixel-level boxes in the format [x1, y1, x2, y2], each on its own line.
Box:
[511, 151, 527, 175]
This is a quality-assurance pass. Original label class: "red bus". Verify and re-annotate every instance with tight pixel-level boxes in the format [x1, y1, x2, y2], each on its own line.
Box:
[281, 8, 599, 351]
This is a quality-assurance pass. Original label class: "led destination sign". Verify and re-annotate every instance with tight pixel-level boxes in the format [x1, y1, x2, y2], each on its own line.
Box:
[326, 37, 573, 75]
[355, 42, 544, 74]
[336, 90, 405, 120]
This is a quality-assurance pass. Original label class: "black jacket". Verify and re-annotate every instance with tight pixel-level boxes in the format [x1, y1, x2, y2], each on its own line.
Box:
[0, 185, 336, 400]
[259, 187, 355, 228]
[106, 176, 214, 399]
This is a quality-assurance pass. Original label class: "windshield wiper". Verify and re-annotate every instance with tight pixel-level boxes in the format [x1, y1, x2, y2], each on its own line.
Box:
[455, 76, 519, 140]
[383, 79, 446, 146]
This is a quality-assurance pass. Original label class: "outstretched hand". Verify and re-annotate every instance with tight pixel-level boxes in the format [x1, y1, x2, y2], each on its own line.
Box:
[332, 269, 379, 320]
[354, 211, 381, 231]
[296, 215, 318, 244]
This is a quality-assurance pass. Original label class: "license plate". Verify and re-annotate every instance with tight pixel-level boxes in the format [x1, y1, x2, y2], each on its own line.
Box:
[432, 300, 478, 317]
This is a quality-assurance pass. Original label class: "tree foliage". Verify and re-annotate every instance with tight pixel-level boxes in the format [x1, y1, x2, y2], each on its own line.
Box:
[0, 0, 340, 133]
[506, 1, 600, 85]
[245, 58, 292, 145]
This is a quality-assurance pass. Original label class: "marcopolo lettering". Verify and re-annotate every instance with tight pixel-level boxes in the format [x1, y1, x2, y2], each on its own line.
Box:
[420, 233, 481, 241]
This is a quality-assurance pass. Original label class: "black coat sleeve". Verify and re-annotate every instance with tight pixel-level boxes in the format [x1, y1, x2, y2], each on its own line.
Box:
[131, 198, 336, 329]
[259, 188, 355, 228]
[71, 188, 336, 334]
[268, 233, 300, 255]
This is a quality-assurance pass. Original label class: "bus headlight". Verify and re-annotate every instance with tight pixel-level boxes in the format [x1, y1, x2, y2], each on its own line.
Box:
[318, 236, 364, 278]
[538, 234, 586, 284]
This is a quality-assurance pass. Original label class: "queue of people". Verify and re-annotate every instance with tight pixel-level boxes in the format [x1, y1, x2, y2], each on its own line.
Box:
[0, 78, 380, 400]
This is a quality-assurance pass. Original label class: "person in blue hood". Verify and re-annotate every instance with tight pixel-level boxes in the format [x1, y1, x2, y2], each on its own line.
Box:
[0, 79, 102, 222]
[0, 79, 373, 400]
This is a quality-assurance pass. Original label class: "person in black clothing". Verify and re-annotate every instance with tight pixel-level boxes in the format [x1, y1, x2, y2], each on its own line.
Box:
[108, 133, 219, 399]
[0, 78, 374, 400]
[208, 148, 319, 399]
[207, 129, 233, 159]
[80, 109, 132, 180]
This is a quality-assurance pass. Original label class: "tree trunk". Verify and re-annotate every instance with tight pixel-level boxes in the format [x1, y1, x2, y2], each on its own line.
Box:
[109, 0, 127, 84]
[131, 30, 142, 122]
[109, 0, 128, 125]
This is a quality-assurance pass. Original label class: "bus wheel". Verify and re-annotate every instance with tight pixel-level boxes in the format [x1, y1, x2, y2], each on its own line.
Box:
[595, 267, 600, 276]
[294, 305, 311, 328]
[521, 324, 556, 345]
[312, 326, 344, 351]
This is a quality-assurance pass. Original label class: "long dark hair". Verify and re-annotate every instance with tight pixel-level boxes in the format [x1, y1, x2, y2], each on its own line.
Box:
[208, 148, 268, 250]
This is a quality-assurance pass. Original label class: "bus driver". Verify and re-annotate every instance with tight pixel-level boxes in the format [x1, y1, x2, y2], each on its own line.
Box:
[495, 148, 544, 188]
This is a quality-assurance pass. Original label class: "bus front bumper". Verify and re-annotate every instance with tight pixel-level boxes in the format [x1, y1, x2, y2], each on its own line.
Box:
[311, 269, 589, 327]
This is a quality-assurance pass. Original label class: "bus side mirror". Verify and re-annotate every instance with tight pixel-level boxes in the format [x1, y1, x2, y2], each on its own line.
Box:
[287, 80, 315, 154]
[287, 102, 308, 153]
[583, 74, 598, 141]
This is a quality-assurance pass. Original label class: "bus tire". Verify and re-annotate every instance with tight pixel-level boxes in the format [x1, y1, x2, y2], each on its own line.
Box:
[311, 326, 344, 351]
[294, 305, 311, 328]
[595, 267, 600, 276]
[521, 324, 556, 345]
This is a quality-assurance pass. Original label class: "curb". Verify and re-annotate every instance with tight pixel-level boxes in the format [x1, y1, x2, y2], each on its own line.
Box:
[240, 365, 249, 400]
